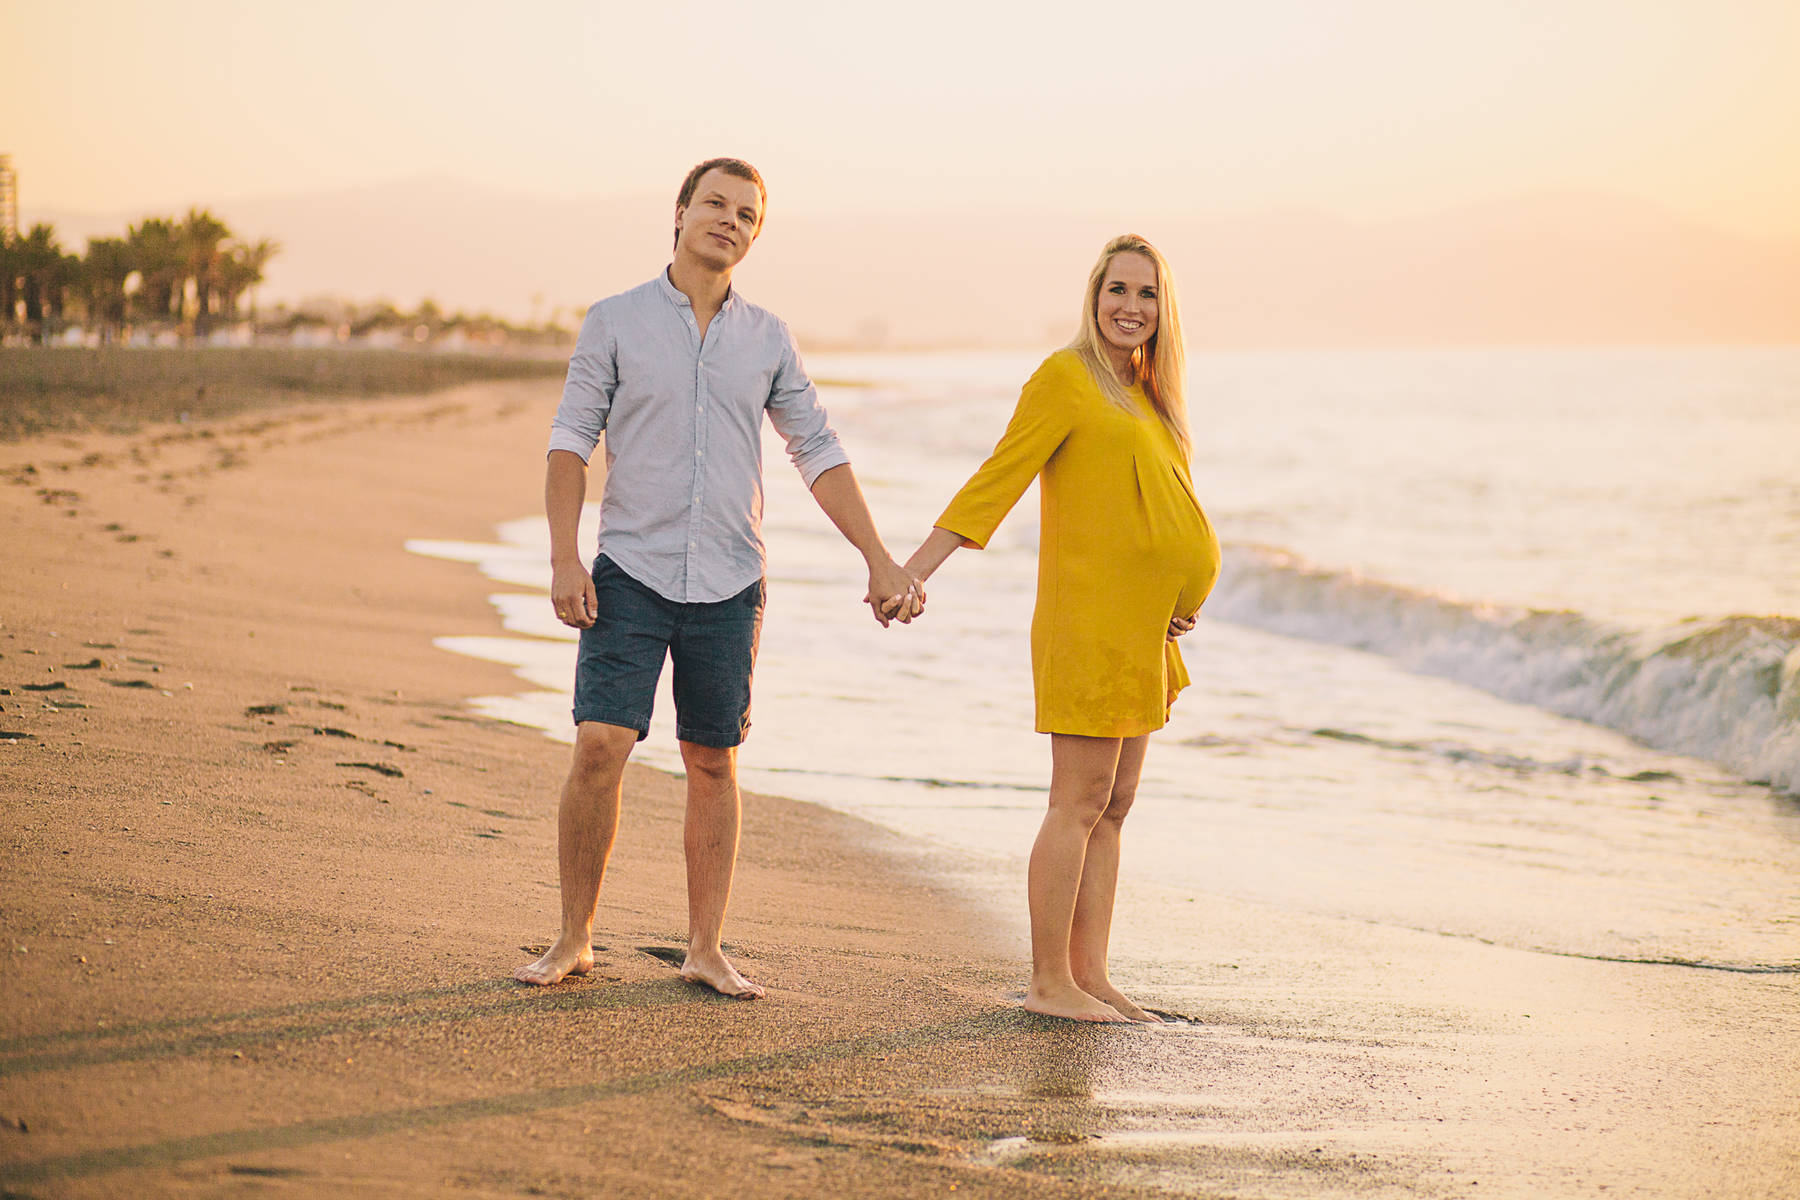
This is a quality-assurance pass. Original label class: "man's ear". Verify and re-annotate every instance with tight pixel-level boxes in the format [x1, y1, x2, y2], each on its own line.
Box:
[673, 203, 686, 243]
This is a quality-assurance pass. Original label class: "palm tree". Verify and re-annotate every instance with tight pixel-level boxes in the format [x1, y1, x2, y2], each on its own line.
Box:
[348, 299, 405, 338]
[0, 233, 20, 336]
[126, 217, 184, 326]
[78, 237, 134, 343]
[218, 236, 280, 323]
[180, 208, 233, 337]
[16, 224, 72, 343]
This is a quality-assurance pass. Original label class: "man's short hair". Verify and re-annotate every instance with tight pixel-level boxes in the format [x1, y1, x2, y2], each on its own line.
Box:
[674, 158, 767, 250]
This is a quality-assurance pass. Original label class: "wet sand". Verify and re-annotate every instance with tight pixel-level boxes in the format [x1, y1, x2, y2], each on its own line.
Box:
[1, 378, 1795, 1198]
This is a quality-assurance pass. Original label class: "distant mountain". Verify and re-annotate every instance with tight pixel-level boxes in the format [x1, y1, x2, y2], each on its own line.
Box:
[35, 179, 1800, 348]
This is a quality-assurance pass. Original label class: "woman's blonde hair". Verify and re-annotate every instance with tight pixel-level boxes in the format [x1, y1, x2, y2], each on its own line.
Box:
[1068, 234, 1189, 456]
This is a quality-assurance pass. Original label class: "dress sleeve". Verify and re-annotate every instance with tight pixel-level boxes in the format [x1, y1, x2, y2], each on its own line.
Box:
[935, 355, 1079, 549]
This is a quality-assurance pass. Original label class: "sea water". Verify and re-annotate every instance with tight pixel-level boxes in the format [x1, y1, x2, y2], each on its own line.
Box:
[410, 347, 1800, 974]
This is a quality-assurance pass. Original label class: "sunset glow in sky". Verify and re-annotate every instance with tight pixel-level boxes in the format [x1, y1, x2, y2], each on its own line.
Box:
[13, 0, 1799, 236]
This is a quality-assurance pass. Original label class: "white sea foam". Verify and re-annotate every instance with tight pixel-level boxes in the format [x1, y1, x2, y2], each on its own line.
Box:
[1209, 546, 1800, 793]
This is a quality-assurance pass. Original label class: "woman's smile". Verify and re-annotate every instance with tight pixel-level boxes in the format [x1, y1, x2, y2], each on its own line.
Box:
[1096, 251, 1160, 367]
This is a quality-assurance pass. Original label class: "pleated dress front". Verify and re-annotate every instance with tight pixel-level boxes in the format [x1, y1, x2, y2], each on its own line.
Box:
[935, 350, 1221, 738]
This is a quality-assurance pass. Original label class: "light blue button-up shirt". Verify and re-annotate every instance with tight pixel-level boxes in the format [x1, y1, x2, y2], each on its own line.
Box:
[548, 270, 851, 603]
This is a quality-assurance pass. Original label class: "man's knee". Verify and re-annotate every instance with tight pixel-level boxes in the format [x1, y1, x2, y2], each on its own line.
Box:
[571, 722, 636, 778]
[680, 741, 736, 786]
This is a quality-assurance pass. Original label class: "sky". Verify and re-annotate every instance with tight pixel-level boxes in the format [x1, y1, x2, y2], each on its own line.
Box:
[12, 0, 1799, 234]
[8, 0, 1799, 343]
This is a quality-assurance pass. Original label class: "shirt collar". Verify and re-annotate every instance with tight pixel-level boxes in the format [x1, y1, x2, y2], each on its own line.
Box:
[658, 266, 737, 313]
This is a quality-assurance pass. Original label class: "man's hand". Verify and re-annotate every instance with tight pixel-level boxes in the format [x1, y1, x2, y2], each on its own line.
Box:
[551, 558, 598, 629]
[1167, 612, 1197, 642]
[866, 557, 924, 628]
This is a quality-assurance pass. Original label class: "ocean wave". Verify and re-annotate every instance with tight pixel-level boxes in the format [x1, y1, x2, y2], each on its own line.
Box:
[1301, 727, 1682, 781]
[1208, 546, 1800, 794]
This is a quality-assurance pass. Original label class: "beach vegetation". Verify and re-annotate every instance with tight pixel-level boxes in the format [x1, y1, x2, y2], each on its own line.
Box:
[2, 210, 572, 354]
[1, 210, 283, 346]
[0, 345, 564, 441]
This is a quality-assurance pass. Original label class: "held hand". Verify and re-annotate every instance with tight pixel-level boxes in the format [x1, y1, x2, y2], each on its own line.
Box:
[860, 582, 924, 626]
[865, 557, 925, 628]
[551, 559, 597, 629]
[1166, 612, 1197, 642]
[883, 579, 926, 624]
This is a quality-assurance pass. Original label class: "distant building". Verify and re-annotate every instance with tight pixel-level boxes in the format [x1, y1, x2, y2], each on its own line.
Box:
[0, 155, 16, 242]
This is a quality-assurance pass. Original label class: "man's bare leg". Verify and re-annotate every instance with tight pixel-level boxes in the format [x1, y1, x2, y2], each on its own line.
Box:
[677, 740, 764, 998]
[514, 721, 637, 985]
[1024, 734, 1129, 1023]
[1070, 735, 1162, 1022]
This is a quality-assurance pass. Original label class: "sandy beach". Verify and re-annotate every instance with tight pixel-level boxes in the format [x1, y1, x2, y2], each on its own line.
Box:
[2, 374, 1795, 1199]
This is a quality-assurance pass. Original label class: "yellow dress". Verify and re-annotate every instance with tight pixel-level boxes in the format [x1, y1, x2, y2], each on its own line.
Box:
[936, 350, 1221, 737]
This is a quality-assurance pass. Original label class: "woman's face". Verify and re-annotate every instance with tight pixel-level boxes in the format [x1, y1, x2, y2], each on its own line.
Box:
[1095, 251, 1159, 360]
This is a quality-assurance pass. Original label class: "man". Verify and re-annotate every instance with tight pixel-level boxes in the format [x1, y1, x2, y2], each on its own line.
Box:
[514, 158, 921, 994]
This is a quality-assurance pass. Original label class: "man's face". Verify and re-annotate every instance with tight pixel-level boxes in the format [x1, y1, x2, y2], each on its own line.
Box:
[674, 169, 764, 271]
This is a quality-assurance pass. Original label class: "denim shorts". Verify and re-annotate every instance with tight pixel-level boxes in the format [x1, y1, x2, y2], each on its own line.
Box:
[571, 555, 765, 749]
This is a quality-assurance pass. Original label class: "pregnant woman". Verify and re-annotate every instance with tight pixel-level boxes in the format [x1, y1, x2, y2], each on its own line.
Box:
[903, 234, 1220, 1023]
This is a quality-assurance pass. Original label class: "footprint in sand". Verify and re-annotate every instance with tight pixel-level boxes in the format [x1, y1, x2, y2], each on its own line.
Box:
[337, 761, 403, 778]
[637, 946, 687, 968]
[1141, 1009, 1199, 1026]
[637, 944, 751, 968]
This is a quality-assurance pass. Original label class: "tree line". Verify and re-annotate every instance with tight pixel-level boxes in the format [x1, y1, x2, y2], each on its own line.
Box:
[0, 208, 279, 344]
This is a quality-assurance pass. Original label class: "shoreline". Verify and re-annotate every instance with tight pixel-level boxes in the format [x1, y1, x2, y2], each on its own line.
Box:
[3, 381, 1796, 1198]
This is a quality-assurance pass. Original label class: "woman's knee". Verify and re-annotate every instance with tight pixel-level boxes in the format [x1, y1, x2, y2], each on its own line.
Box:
[1050, 777, 1115, 826]
[1101, 782, 1139, 825]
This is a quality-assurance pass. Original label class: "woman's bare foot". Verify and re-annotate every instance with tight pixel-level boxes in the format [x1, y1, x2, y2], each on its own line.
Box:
[680, 947, 765, 999]
[512, 936, 594, 986]
[1079, 979, 1164, 1023]
[1024, 980, 1129, 1023]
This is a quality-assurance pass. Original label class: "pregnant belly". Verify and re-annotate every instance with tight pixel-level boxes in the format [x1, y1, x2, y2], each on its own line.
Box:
[1126, 448, 1220, 616]
[1162, 507, 1221, 617]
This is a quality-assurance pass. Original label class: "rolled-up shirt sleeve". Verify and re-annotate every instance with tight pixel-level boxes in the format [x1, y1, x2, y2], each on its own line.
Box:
[547, 303, 617, 462]
[765, 323, 850, 488]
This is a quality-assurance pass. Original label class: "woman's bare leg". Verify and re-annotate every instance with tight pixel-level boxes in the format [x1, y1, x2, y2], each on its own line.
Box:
[1025, 733, 1130, 1022]
[1069, 735, 1161, 1021]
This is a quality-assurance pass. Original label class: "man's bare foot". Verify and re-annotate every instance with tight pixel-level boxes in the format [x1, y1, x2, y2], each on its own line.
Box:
[512, 936, 594, 986]
[1024, 980, 1129, 1023]
[1078, 980, 1164, 1023]
[680, 947, 765, 999]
